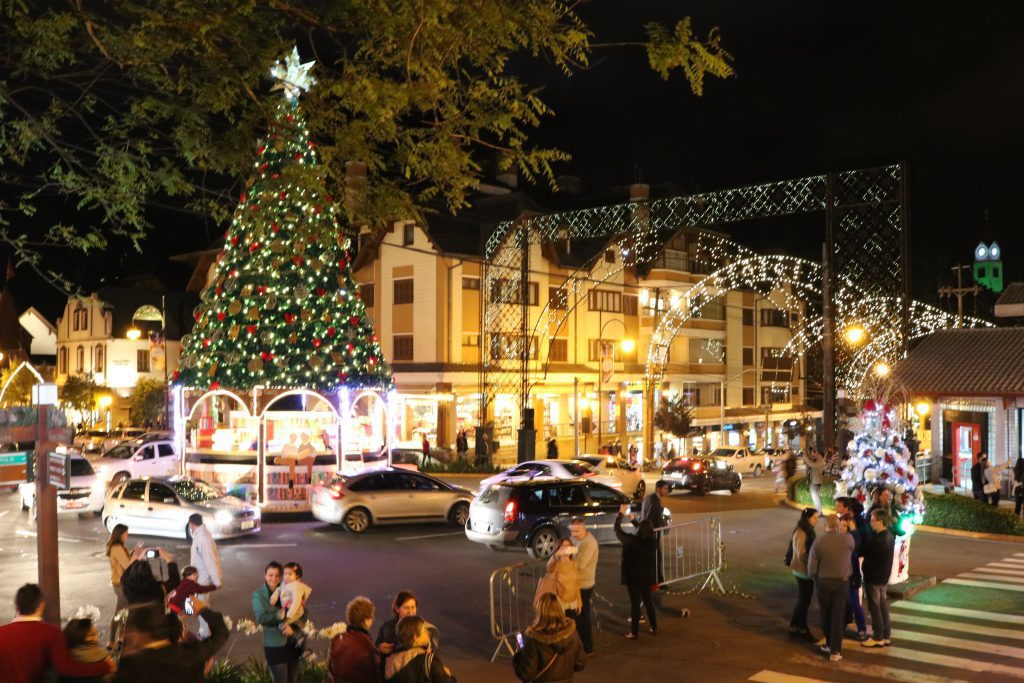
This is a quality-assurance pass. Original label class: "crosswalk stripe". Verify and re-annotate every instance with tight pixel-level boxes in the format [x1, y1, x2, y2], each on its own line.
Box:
[974, 566, 1024, 577]
[890, 600, 1024, 625]
[986, 562, 1024, 572]
[995, 557, 1024, 564]
[860, 645, 1024, 678]
[893, 628, 1024, 659]
[788, 653, 970, 683]
[749, 671, 830, 683]
[945, 577, 1024, 592]
[961, 572, 1024, 584]
[891, 613, 1024, 641]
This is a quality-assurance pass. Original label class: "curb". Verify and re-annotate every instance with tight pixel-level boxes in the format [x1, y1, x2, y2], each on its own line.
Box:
[782, 497, 1024, 543]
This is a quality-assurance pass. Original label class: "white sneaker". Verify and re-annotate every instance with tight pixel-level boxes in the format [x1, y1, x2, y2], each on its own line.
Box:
[819, 644, 830, 654]
[883, 638, 892, 646]
[829, 653, 843, 662]
[861, 638, 885, 648]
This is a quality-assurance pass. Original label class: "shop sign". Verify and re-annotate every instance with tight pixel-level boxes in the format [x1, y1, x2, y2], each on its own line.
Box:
[47, 451, 70, 489]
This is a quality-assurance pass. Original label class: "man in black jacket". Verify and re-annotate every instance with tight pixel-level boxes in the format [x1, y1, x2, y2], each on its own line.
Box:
[115, 599, 228, 682]
[860, 509, 895, 649]
[971, 454, 987, 501]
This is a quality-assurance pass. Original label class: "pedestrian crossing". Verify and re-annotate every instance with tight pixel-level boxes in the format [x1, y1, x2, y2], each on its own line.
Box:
[750, 550, 1024, 681]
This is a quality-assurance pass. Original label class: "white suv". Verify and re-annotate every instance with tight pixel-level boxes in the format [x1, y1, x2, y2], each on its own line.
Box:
[92, 438, 180, 486]
[19, 453, 105, 515]
[708, 447, 766, 478]
[578, 455, 646, 499]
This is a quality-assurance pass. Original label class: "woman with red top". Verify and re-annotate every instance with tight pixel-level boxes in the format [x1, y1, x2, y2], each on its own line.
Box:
[326, 596, 381, 683]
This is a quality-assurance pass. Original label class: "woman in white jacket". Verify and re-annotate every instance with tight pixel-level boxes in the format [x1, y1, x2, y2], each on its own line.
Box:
[984, 459, 1010, 506]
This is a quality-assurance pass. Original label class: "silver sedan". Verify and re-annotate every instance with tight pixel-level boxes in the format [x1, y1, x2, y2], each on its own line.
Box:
[311, 467, 474, 534]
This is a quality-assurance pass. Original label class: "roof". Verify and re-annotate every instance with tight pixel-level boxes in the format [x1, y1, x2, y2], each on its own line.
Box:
[424, 192, 546, 257]
[94, 287, 199, 340]
[995, 282, 1024, 317]
[892, 327, 1024, 396]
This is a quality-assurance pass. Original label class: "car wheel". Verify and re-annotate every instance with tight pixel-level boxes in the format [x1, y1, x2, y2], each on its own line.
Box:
[343, 507, 371, 534]
[753, 464, 762, 479]
[92, 510, 102, 517]
[20, 492, 29, 511]
[731, 478, 742, 494]
[635, 480, 646, 499]
[104, 517, 115, 533]
[528, 526, 561, 560]
[699, 478, 712, 496]
[449, 502, 470, 527]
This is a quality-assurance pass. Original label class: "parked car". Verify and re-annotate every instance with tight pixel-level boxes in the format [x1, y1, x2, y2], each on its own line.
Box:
[479, 459, 594, 491]
[19, 454, 105, 515]
[92, 438, 180, 486]
[578, 454, 646, 498]
[708, 447, 766, 478]
[661, 456, 742, 495]
[75, 429, 109, 454]
[310, 467, 474, 534]
[101, 477, 260, 540]
[465, 478, 669, 559]
[101, 428, 148, 453]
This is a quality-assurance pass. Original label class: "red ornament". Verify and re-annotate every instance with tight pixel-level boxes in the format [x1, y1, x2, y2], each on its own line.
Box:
[202, 338, 211, 348]
[272, 173, 280, 179]
[346, 343, 354, 353]
[249, 241, 261, 253]
[215, 287, 223, 297]
[284, 312, 296, 324]
[349, 316, 359, 326]
[312, 338, 322, 348]
[326, 194, 334, 203]
[210, 381, 220, 390]
[172, 370, 180, 381]
[327, 327, 336, 337]
[337, 372, 348, 382]
[271, 222, 280, 234]
[216, 311, 226, 321]
[313, 205, 322, 215]
[293, 152, 302, 160]
[256, 286, 268, 295]
[316, 287, 325, 296]
[278, 191, 286, 200]
[257, 146, 265, 156]
[307, 141, 315, 149]
[231, 236, 239, 246]
[292, 256, 304, 267]
[368, 357, 377, 366]
[261, 351, 273, 361]
[193, 311, 202, 322]
[246, 325, 257, 335]
[286, 113, 294, 122]
[250, 203, 260, 213]
[863, 399, 877, 412]
[240, 193, 247, 203]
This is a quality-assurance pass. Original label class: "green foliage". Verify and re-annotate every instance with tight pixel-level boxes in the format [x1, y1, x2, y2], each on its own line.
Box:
[653, 395, 695, 440]
[421, 458, 499, 474]
[297, 659, 327, 683]
[0, 364, 34, 407]
[60, 374, 100, 412]
[203, 658, 245, 683]
[129, 378, 166, 425]
[921, 491, 1024, 536]
[788, 476, 837, 510]
[0, 1, 733, 277]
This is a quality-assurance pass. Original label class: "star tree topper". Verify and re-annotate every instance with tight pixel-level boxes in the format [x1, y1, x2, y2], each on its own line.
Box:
[270, 47, 316, 100]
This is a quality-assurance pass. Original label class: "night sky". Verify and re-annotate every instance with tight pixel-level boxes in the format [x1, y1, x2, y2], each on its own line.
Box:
[9, 2, 1024, 321]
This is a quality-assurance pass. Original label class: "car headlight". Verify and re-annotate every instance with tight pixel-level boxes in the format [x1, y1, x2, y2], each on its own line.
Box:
[92, 480, 106, 495]
[214, 510, 232, 526]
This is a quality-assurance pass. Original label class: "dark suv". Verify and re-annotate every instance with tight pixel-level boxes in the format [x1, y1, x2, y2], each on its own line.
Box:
[661, 456, 741, 495]
[466, 478, 645, 558]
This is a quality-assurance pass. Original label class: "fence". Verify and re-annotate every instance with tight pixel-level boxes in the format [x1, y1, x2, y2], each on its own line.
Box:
[488, 516, 725, 661]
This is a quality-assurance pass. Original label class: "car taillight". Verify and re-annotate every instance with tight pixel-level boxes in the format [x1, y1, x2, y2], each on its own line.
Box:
[582, 471, 595, 477]
[692, 462, 702, 472]
[503, 499, 517, 523]
[329, 485, 345, 500]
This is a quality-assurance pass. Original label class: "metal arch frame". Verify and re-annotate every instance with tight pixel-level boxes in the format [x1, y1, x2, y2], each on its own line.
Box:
[480, 164, 908, 437]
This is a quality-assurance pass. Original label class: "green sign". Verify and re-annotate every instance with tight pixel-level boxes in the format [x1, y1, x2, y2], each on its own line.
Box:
[0, 451, 29, 466]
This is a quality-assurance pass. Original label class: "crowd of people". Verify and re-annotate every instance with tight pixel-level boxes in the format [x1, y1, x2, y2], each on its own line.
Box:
[786, 495, 896, 663]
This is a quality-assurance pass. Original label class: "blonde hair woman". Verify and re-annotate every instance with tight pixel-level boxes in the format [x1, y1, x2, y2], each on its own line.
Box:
[105, 523, 132, 649]
[513, 592, 586, 682]
[534, 538, 581, 615]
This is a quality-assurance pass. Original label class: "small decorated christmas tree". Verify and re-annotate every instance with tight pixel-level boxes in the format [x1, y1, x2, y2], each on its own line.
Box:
[177, 49, 392, 392]
[841, 398, 925, 534]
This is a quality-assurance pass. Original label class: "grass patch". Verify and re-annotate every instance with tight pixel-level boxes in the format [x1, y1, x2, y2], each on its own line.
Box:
[787, 476, 1024, 536]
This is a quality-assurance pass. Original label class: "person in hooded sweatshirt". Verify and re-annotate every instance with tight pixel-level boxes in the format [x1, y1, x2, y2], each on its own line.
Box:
[513, 592, 586, 683]
[384, 616, 454, 683]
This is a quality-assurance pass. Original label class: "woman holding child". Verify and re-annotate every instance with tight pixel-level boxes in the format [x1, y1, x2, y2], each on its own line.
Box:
[251, 560, 301, 683]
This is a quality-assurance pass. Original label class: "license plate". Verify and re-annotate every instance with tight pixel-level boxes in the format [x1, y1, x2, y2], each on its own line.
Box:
[671, 472, 683, 478]
[63, 501, 85, 509]
[241, 520, 254, 530]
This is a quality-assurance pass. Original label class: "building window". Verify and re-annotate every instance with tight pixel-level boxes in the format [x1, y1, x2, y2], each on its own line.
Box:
[760, 347, 794, 382]
[587, 289, 622, 313]
[59, 347, 67, 374]
[688, 338, 724, 364]
[589, 339, 627, 362]
[461, 333, 479, 347]
[462, 277, 480, 290]
[80, 309, 88, 331]
[402, 223, 415, 246]
[977, 266, 987, 278]
[791, 312, 800, 324]
[762, 386, 790, 404]
[489, 279, 538, 306]
[95, 346, 104, 375]
[549, 287, 568, 311]
[760, 309, 789, 327]
[623, 295, 638, 317]
[137, 349, 150, 373]
[394, 279, 414, 305]
[489, 334, 538, 360]
[549, 339, 568, 362]
[359, 283, 375, 307]
[604, 249, 615, 263]
[742, 387, 755, 406]
[393, 335, 413, 361]
[742, 347, 754, 366]
[692, 301, 725, 320]
[76, 346, 84, 372]
[791, 385, 800, 397]
[742, 308, 754, 326]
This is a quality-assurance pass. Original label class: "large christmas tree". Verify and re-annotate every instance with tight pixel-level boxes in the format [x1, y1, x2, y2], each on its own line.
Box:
[177, 49, 392, 392]
[840, 398, 925, 534]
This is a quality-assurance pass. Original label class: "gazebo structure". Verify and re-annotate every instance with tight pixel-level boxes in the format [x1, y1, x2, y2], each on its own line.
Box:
[174, 49, 394, 512]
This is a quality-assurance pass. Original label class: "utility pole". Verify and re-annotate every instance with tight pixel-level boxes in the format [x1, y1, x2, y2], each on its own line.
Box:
[938, 264, 980, 327]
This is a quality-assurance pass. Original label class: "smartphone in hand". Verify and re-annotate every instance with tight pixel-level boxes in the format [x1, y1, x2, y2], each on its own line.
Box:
[515, 633, 525, 650]
[184, 597, 194, 615]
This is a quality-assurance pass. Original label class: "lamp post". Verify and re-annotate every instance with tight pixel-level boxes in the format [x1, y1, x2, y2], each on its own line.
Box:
[126, 295, 170, 429]
[596, 315, 633, 452]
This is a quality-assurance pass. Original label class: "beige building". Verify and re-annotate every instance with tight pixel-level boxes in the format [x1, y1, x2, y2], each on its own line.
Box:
[352, 191, 817, 464]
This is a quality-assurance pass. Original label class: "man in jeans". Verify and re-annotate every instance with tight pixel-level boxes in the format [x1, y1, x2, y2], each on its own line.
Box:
[861, 508, 895, 648]
[570, 517, 599, 654]
[807, 515, 854, 662]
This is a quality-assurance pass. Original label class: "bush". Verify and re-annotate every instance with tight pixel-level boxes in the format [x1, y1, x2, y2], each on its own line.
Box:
[788, 476, 836, 510]
[922, 491, 1024, 536]
[421, 459, 499, 474]
[201, 657, 324, 683]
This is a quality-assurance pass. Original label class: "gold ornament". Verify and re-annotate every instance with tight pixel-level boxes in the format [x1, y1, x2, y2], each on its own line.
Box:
[241, 284, 254, 297]
[288, 332, 298, 344]
[336, 274, 346, 287]
[266, 295, 278, 309]
[271, 239, 285, 254]
[331, 351, 343, 364]
[321, 310, 331, 323]
[294, 241, 307, 256]
[248, 357, 264, 373]
[301, 309, 313, 322]
[228, 300, 242, 316]
[308, 257, 322, 272]
[245, 176, 255, 188]
[207, 362, 218, 377]
[308, 354, 324, 370]
[228, 324, 240, 340]
[248, 306, 259, 321]
[274, 139, 285, 152]
[272, 257, 284, 270]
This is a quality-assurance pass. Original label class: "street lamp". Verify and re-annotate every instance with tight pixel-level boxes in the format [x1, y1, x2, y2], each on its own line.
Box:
[915, 401, 930, 416]
[873, 361, 891, 377]
[126, 327, 142, 341]
[843, 324, 866, 345]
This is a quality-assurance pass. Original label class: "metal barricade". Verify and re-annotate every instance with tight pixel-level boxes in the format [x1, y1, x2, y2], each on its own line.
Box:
[657, 516, 725, 593]
[488, 558, 547, 661]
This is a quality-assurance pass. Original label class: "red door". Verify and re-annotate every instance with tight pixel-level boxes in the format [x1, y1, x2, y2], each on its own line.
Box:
[951, 422, 981, 488]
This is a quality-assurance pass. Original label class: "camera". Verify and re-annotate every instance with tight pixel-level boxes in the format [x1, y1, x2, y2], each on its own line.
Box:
[515, 633, 524, 650]
[184, 597, 194, 615]
[145, 549, 158, 559]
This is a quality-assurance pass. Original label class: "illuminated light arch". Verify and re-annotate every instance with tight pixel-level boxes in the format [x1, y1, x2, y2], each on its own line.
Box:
[0, 361, 45, 406]
[259, 388, 339, 418]
[185, 389, 251, 420]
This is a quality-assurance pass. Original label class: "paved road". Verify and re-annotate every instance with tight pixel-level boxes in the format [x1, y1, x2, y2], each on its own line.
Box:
[1, 474, 1020, 681]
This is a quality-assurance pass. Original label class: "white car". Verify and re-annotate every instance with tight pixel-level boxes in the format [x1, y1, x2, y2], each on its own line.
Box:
[102, 477, 260, 540]
[101, 428, 148, 453]
[92, 438, 180, 486]
[708, 447, 767, 478]
[578, 455, 646, 499]
[19, 454, 105, 515]
[480, 459, 646, 499]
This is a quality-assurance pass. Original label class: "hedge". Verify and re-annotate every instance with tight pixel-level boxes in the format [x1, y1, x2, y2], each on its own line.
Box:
[787, 476, 1024, 536]
[205, 657, 326, 683]
[421, 459, 499, 474]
